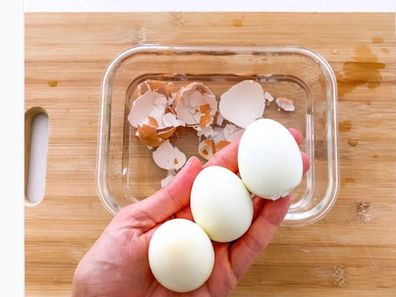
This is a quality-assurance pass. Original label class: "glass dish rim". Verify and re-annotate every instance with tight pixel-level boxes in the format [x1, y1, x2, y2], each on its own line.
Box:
[97, 44, 339, 226]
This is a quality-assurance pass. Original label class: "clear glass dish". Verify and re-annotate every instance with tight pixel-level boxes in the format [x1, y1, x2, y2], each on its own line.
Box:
[97, 44, 339, 226]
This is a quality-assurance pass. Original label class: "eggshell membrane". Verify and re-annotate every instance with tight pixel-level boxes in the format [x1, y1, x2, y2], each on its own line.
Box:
[238, 119, 303, 199]
[149, 219, 214, 293]
[191, 166, 253, 242]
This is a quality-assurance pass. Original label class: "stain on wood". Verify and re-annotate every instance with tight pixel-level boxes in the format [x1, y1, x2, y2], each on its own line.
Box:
[332, 266, 347, 288]
[47, 80, 58, 87]
[348, 138, 359, 147]
[338, 44, 385, 97]
[339, 120, 352, 132]
[355, 201, 373, 223]
[341, 177, 356, 186]
[232, 18, 243, 27]
[372, 36, 384, 44]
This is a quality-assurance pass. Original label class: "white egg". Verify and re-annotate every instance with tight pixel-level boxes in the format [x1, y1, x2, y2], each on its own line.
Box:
[238, 118, 303, 200]
[148, 219, 214, 293]
[191, 166, 253, 242]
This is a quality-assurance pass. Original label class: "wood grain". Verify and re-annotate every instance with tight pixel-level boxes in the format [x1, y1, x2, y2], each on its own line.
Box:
[25, 13, 396, 297]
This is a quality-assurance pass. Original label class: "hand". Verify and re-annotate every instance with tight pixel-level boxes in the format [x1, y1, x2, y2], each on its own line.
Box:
[72, 128, 310, 297]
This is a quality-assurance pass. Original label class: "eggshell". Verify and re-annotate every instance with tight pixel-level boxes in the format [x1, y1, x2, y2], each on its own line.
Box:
[173, 82, 217, 127]
[160, 171, 175, 188]
[198, 139, 215, 160]
[152, 140, 186, 171]
[222, 124, 243, 142]
[219, 80, 265, 128]
[276, 97, 295, 112]
[128, 88, 185, 148]
[238, 119, 303, 200]
[191, 166, 253, 242]
[137, 79, 174, 98]
[148, 219, 214, 293]
[128, 91, 165, 128]
[264, 91, 274, 104]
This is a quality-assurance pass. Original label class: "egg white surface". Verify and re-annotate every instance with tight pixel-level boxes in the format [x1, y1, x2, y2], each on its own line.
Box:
[191, 166, 253, 242]
[148, 219, 214, 293]
[238, 119, 303, 199]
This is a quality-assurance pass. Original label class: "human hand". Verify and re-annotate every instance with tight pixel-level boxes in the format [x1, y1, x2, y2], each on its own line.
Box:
[72, 128, 310, 297]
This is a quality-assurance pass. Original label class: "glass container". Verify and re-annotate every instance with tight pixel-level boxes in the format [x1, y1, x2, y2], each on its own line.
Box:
[97, 45, 339, 226]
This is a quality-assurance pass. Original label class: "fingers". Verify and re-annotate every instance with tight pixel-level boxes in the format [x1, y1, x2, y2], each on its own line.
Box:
[118, 157, 202, 230]
[116, 126, 308, 235]
[258, 196, 292, 226]
[290, 129, 311, 174]
[204, 128, 304, 173]
[204, 137, 240, 172]
[302, 151, 310, 174]
[229, 196, 291, 279]
[228, 129, 308, 277]
[288, 128, 302, 145]
[252, 197, 266, 220]
[175, 205, 194, 221]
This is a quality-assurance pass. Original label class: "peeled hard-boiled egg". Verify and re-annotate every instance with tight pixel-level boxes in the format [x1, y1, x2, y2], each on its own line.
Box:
[191, 166, 253, 242]
[238, 119, 303, 200]
[148, 219, 214, 293]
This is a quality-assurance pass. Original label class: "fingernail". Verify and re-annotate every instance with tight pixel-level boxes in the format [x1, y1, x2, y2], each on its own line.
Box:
[182, 157, 194, 170]
[184, 157, 192, 167]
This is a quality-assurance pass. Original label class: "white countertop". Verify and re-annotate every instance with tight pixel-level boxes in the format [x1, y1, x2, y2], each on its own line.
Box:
[25, 0, 396, 12]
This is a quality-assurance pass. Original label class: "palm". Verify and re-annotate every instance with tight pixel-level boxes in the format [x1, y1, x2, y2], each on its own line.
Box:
[73, 129, 309, 297]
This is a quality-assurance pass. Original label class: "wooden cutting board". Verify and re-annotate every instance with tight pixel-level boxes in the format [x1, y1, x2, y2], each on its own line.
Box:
[25, 13, 396, 297]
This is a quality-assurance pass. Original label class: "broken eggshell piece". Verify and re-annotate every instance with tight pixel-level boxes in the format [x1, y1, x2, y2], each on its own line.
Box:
[197, 124, 243, 160]
[137, 79, 174, 98]
[194, 125, 218, 139]
[213, 124, 242, 150]
[136, 124, 165, 147]
[276, 97, 295, 112]
[214, 112, 224, 126]
[173, 82, 217, 129]
[160, 172, 176, 188]
[222, 124, 244, 142]
[197, 123, 243, 160]
[128, 90, 186, 147]
[264, 91, 274, 106]
[153, 140, 187, 171]
[128, 91, 166, 128]
[219, 80, 265, 128]
[198, 139, 216, 160]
